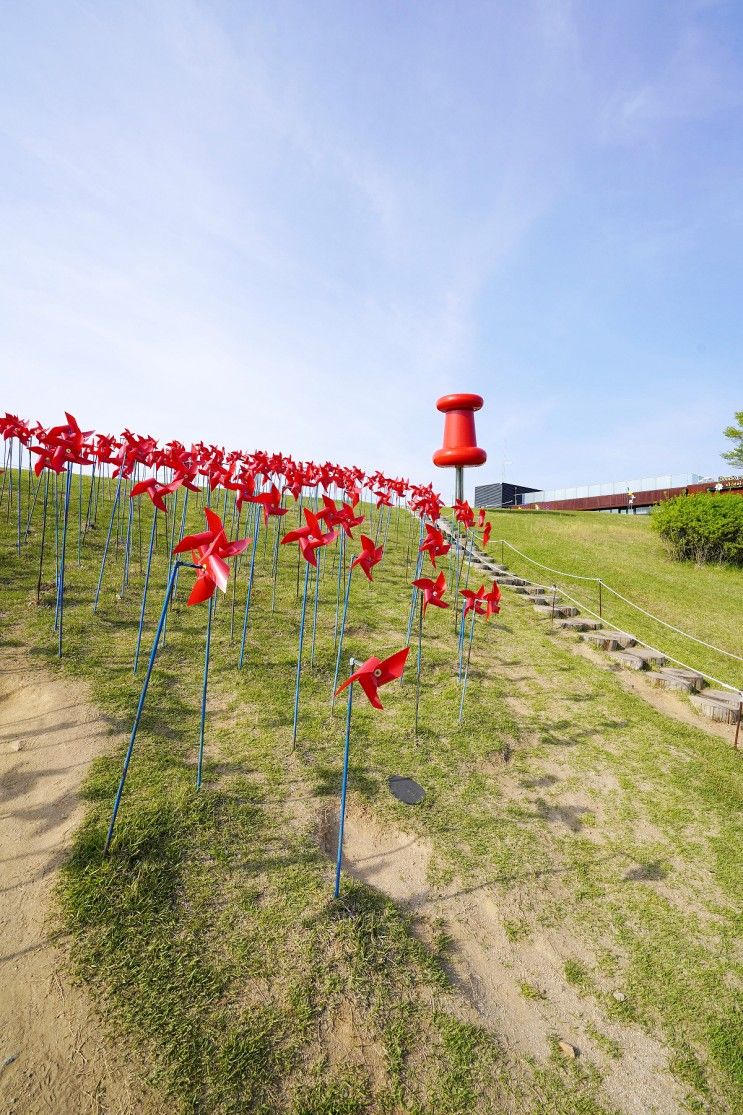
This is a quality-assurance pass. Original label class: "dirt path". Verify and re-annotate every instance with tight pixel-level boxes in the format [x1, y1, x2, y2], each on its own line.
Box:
[321, 803, 688, 1115]
[0, 649, 156, 1114]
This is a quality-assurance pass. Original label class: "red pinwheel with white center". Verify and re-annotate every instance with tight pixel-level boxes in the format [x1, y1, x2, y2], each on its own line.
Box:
[334, 647, 410, 709]
[173, 508, 251, 605]
[282, 508, 337, 567]
[460, 584, 487, 619]
[482, 580, 501, 618]
[419, 523, 450, 569]
[251, 483, 288, 525]
[350, 534, 383, 582]
[453, 499, 475, 529]
[412, 570, 449, 614]
[130, 475, 184, 512]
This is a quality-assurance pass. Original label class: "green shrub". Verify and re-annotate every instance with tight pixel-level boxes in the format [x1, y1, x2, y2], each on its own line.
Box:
[652, 493, 743, 565]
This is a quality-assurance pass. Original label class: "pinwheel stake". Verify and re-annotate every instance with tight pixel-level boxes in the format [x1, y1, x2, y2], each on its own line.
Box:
[410, 572, 450, 734]
[333, 648, 409, 898]
[133, 507, 158, 674]
[238, 508, 260, 668]
[104, 560, 193, 853]
[93, 463, 125, 612]
[292, 561, 311, 747]
[282, 509, 338, 740]
[35, 470, 50, 604]
[56, 463, 73, 657]
[196, 592, 214, 790]
[458, 581, 500, 724]
[458, 609, 477, 724]
[331, 535, 383, 711]
[105, 511, 249, 853]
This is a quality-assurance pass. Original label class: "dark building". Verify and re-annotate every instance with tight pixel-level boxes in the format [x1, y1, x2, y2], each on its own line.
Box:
[474, 481, 539, 508]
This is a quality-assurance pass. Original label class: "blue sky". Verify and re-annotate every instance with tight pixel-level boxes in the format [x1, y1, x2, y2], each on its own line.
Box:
[1, 1, 741, 499]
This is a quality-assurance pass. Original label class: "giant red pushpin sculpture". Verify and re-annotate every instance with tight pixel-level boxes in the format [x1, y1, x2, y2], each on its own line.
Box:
[433, 393, 487, 503]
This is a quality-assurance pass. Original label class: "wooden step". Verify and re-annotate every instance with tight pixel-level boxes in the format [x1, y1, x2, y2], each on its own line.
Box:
[583, 630, 636, 651]
[533, 604, 580, 619]
[557, 617, 602, 631]
[648, 667, 705, 694]
[611, 647, 667, 671]
[690, 690, 742, 724]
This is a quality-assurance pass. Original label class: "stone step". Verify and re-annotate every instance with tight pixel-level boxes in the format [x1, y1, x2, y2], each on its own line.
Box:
[557, 617, 603, 631]
[513, 584, 540, 594]
[610, 647, 667, 671]
[534, 604, 580, 619]
[583, 630, 636, 651]
[648, 667, 706, 694]
[690, 690, 742, 724]
[497, 576, 528, 587]
[523, 585, 548, 596]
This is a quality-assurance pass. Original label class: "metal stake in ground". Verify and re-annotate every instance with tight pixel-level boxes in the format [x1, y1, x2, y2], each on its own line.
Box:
[104, 560, 194, 854]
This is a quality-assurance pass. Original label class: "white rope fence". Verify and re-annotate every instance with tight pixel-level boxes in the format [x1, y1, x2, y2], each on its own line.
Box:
[496, 540, 743, 665]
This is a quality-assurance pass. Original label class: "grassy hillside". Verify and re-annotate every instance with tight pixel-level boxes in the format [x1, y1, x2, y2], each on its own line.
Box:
[476, 509, 743, 690]
[1, 477, 742, 1114]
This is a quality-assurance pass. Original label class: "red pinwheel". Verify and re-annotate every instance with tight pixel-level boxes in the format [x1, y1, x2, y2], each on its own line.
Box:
[173, 508, 251, 605]
[251, 483, 288, 524]
[282, 508, 337, 567]
[419, 523, 450, 569]
[130, 475, 184, 512]
[412, 570, 449, 614]
[334, 647, 410, 709]
[482, 520, 492, 545]
[482, 580, 501, 619]
[351, 534, 383, 581]
[453, 499, 475, 529]
[460, 584, 487, 619]
[477, 507, 486, 529]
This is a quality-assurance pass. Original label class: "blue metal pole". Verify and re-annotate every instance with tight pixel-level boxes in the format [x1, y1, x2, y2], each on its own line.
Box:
[457, 606, 467, 680]
[333, 531, 344, 646]
[238, 510, 260, 669]
[331, 566, 352, 710]
[77, 462, 83, 564]
[292, 561, 311, 747]
[93, 466, 124, 612]
[133, 508, 158, 673]
[406, 546, 424, 647]
[16, 438, 22, 555]
[334, 671, 354, 898]
[104, 561, 187, 854]
[24, 469, 43, 542]
[196, 591, 214, 790]
[458, 611, 477, 724]
[414, 596, 423, 737]
[310, 548, 321, 667]
[57, 463, 72, 657]
[121, 478, 134, 593]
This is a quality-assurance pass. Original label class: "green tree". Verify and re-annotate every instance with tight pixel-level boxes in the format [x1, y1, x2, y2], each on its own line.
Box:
[722, 409, 743, 471]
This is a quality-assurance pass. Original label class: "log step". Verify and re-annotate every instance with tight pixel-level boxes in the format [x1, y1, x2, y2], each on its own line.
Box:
[583, 631, 636, 651]
[690, 690, 742, 724]
[557, 617, 603, 631]
[648, 667, 706, 694]
[611, 647, 667, 671]
[534, 604, 580, 619]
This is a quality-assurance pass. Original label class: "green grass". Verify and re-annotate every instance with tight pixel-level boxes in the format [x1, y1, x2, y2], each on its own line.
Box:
[1, 472, 742, 1113]
[475, 507, 743, 689]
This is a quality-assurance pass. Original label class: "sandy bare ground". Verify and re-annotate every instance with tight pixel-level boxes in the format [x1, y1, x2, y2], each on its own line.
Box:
[320, 803, 688, 1115]
[0, 648, 156, 1115]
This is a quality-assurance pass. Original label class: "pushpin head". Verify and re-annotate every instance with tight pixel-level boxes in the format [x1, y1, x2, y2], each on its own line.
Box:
[433, 393, 487, 468]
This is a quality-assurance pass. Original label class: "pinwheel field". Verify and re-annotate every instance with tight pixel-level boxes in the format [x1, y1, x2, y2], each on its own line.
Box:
[1, 417, 742, 1115]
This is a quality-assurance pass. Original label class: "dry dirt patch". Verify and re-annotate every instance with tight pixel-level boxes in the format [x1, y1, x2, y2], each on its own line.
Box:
[321, 800, 688, 1115]
[0, 649, 159, 1114]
